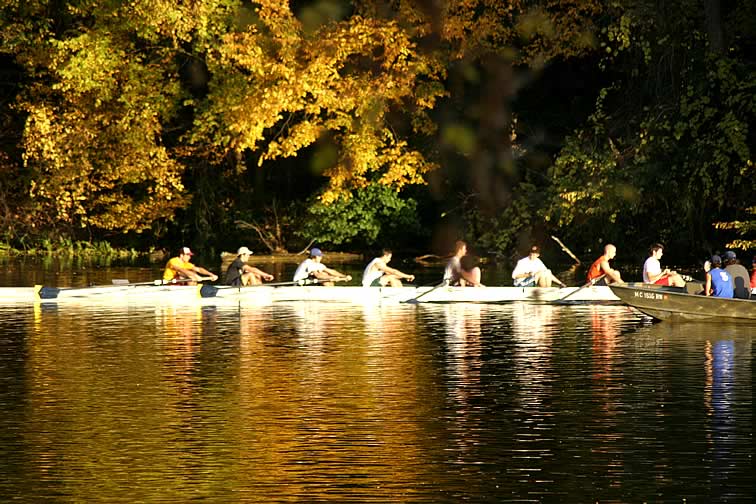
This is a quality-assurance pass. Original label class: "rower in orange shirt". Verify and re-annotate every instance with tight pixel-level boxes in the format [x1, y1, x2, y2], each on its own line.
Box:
[586, 244, 624, 285]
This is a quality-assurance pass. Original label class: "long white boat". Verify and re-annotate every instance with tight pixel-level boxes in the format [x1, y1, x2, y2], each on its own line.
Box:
[0, 283, 620, 304]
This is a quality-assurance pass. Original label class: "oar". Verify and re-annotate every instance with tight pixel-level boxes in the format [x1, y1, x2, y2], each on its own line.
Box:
[212, 279, 307, 289]
[557, 274, 606, 302]
[551, 235, 581, 265]
[302, 276, 351, 285]
[110, 277, 216, 287]
[403, 279, 449, 304]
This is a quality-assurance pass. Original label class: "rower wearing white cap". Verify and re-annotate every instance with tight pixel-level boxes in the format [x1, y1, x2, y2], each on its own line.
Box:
[163, 246, 218, 284]
[225, 246, 274, 286]
[293, 248, 352, 286]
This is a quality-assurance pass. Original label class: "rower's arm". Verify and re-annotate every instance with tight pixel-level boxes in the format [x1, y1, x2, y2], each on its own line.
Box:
[193, 266, 218, 281]
[171, 265, 198, 279]
[379, 263, 413, 280]
[601, 260, 622, 283]
[704, 272, 712, 296]
[322, 267, 351, 280]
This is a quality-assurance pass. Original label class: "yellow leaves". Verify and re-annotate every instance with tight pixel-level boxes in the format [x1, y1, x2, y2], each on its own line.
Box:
[21, 45, 189, 233]
[262, 121, 324, 163]
[193, 8, 444, 197]
[315, 129, 436, 203]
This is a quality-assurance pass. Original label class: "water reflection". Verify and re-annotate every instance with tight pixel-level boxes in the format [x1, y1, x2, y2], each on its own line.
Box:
[0, 301, 752, 502]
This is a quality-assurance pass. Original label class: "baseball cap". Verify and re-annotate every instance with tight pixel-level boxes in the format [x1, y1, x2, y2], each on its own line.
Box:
[310, 248, 323, 257]
[180, 246, 194, 256]
[723, 250, 736, 260]
[237, 246, 253, 256]
[710, 254, 722, 265]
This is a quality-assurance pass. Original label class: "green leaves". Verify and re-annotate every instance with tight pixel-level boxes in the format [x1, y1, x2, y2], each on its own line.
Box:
[299, 183, 422, 247]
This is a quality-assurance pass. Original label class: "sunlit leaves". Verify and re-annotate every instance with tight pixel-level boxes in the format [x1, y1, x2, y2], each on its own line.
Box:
[191, 6, 446, 201]
[18, 17, 189, 233]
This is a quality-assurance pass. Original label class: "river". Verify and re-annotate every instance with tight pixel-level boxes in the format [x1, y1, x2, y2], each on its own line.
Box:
[0, 259, 753, 502]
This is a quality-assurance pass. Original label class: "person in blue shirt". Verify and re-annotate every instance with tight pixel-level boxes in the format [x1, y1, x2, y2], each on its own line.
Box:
[705, 255, 734, 298]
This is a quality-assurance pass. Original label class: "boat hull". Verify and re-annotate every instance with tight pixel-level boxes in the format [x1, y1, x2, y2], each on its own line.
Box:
[609, 283, 756, 321]
[0, 284, 621, 305]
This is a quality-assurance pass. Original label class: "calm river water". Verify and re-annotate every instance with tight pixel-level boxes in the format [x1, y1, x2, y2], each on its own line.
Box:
[0, 259, 753, 502]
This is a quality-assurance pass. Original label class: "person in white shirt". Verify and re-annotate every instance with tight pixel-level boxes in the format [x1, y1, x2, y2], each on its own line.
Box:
[362, 249, 415, 287]
[293, 248, 352, 286]
[642, 243, 685, 287]
[512, 245, 566, 287]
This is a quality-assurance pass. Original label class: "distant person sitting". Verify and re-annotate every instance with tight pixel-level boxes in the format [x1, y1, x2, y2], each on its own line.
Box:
[705, 255, 733, 298]
[723, 250, 751, 299]
[586, 244, 623, 285]
[362, 249, 415, 287]
[751, 256, 756, 294]
[512, 245, 566, 288]
[224, 246, 274, 287]
[642, 243, 685, 287]
[460, 255, 484, 287]
[163, 246, 218, 285]
[293, 248, 351, 286]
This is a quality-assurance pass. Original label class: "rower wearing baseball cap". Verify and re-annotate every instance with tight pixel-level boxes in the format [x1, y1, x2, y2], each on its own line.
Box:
[292, 248, 352, 286]
[224, 246, 274, 286]
[163, 246, 218, 285]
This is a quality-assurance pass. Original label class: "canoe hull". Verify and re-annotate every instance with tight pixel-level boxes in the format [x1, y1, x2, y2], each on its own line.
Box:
[609, 283, 756, 321]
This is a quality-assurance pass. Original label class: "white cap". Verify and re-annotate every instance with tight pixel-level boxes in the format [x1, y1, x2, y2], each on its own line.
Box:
[237, 246, 253, 256]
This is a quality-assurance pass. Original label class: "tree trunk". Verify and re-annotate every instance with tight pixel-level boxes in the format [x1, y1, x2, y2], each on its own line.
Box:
[704, 0, 724, 54]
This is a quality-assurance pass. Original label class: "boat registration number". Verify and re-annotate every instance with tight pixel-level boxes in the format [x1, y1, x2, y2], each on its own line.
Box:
[634, 291, 664, 300]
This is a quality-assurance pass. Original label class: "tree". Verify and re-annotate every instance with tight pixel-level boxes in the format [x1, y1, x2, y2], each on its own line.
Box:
[543, 0, 756, 257]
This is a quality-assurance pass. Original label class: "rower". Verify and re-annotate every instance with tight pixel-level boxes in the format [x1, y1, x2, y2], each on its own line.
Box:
[293, 248, 351, 286]
[586, 244, 623, 285]
[224, 246, 274, 287]
[459, 255, 484, 287]
[163, 246, 218, 285]
[362, 249, 414, 287]
[512, 245, 566, 288]
[443, 240, 483, 286]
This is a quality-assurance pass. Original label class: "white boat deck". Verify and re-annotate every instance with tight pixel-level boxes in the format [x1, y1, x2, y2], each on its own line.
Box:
[0, 284, 620, 305]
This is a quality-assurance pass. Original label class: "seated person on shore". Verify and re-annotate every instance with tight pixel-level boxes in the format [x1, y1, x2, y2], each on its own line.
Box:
[163, 246, 218, 285]
[459, 255, 484, 287]
[362, 249, 415, 287]
[512, 245, 566, 288]
[642, 243, 685, 287]
[723, 250, 751, 299]
[224, 246, 274, 287]
[586, 244, 623, 285]
[705, 255, 733, 298]
[293, 248, 352, 286]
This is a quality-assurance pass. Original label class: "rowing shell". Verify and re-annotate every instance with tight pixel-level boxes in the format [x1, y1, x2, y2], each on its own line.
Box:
[0, 284, 620, 304]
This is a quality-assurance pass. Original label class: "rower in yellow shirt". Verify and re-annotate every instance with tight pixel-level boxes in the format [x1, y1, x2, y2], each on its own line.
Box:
[163, 246, 218, 284]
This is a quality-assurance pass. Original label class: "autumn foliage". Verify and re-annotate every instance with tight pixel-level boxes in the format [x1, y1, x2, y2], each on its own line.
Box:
[0, 0, 753, 256]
